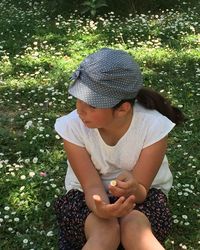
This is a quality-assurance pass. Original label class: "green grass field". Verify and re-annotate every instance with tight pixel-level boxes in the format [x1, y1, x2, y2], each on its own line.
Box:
[0, 1, 199, 249]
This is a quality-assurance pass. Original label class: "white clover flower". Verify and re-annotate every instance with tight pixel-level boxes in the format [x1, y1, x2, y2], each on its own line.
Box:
[23, 239, 28, 244]
[173, 219, 179, 224]
[29, 171, 35, 177]
[4, 206, 10, 211]
[180, 244, 187, 249]
[14, 217, 20, 222]
[182, 215, 188, 219]
[24, 120, 33, 129]
[38, 126, 44, 131]
[32, 157, 38, 164]
[20, 175, 26, 180]
[46, 202, 51, 207]
[24, 158, 30, 164]
[55, 135, 60, 139]
[47, 231, 53, 237]
[20, 186, 25, 191]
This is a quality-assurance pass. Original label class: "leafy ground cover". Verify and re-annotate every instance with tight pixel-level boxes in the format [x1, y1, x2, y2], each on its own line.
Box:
[0, 0, 199, 249]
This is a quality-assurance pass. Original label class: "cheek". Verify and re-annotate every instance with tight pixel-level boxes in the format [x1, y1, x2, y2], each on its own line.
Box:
[94, 113, 113, 124]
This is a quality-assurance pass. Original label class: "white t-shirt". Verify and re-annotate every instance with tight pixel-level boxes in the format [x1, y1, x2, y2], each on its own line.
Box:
[55, 103, 175, 195]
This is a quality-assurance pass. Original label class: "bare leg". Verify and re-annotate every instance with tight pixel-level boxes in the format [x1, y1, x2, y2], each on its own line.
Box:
[83, 212, 120, 250]
[120, 210, 165, 250]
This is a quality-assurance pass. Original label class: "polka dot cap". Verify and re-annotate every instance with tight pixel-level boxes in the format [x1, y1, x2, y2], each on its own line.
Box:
[69, 48, 143, 108]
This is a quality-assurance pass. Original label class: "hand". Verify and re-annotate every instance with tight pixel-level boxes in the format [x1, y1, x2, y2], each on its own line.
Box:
[109, 170, 138, 198]
[93, 194, 136, 219]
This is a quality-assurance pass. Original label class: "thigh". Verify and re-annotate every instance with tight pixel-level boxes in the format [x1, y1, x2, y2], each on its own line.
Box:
[54, 189, 91, 250]
[135, 188, 172, 243]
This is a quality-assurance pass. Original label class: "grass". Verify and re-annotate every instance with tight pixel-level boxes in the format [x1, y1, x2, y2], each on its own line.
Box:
[0, 0, 199, 249]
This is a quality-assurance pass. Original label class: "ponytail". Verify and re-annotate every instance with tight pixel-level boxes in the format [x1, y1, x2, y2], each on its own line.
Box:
[136, 87, 186, 125]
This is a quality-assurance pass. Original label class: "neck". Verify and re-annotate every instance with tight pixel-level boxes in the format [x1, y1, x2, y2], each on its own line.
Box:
[98, 108, 133, 146]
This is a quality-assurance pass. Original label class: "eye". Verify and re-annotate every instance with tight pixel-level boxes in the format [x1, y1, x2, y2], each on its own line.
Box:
[89, 105, 96, 109]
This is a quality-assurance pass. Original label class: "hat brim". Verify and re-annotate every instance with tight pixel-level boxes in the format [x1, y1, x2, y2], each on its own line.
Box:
[68, 80, 121, 108]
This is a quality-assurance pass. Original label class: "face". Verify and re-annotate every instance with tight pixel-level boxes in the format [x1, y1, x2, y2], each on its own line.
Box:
[76, 99, 115, 128]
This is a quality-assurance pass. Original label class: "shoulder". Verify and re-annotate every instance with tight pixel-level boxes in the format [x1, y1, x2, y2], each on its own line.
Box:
[55, 109, 89, 130]
[134, 103, 175, 148]
[54, 110, 90, 145]
[55, 109, 79, 123]
[134, 102, 175, 127]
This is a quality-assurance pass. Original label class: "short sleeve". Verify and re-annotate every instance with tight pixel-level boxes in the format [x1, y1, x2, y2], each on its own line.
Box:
[143, 115, 175, 148]
[54, 111, 85, 147]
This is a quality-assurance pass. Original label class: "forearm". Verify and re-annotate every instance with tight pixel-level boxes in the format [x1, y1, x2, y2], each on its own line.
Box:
[84, 186, 110, 218]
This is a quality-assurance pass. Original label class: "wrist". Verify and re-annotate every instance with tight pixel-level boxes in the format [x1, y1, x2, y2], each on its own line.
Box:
[133, 183, 147, 203]
[94, 209, 111, 219]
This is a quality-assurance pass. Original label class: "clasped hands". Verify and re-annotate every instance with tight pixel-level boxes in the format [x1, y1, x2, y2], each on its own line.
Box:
[93, 171, 138, 218]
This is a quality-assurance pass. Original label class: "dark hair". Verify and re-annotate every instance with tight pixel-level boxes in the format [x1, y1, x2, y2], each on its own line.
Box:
[113, 98, 136, 109]
[113, 87, 186, 125]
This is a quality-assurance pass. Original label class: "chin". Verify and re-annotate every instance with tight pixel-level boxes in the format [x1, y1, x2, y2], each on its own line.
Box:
[83, 121, 95, 128]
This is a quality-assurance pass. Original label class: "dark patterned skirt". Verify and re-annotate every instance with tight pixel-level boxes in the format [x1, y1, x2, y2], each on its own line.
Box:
[54, 188, 172, 250]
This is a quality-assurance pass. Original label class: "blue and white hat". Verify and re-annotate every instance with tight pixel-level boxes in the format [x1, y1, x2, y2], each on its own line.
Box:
[69, 48, 143, 108]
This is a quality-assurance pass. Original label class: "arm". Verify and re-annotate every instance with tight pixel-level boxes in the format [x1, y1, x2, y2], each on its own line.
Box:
[63, 139, 110, 208]
[109, 136, 168, 203]
[63, 140, 136, 218]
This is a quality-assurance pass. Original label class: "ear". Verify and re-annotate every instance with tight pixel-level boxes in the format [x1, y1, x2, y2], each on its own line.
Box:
[115, 102, 132, 116]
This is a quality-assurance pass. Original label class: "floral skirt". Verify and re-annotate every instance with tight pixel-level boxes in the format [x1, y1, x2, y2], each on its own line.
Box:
[54, 188, 172, 250]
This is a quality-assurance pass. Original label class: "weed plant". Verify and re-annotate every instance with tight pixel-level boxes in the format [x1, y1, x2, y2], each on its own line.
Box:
[0, 0, 199, 249]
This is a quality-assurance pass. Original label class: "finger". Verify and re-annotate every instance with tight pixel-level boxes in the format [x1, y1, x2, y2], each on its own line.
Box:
[93, 195, 106, 206]
[93, 194, 101, 201]
[116, 180, 129, 189]
[113, 196, 135, 217]
[122, 195, 136, 208]
[110, 196, 125, 209]
[109, 185, 125, 197]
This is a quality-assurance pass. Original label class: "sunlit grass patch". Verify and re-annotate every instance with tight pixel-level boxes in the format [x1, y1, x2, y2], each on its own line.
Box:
[0, 1, 199, 249]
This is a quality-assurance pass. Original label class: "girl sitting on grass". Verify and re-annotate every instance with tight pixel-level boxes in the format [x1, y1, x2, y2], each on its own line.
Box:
[54, 48, 185, 250]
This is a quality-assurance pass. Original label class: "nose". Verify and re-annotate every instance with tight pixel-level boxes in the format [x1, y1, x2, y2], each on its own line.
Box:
[77, 108, 85, 116]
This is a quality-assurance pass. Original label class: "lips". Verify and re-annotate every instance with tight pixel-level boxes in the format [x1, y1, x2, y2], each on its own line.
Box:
[83, 120, 90, 124]
[80, 117, 89, 124]
[78, 114, 91, 125]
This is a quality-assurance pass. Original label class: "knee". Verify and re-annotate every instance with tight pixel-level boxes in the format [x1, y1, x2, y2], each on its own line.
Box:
[89, 219, 120, 244]
[102, 219, 120, 240]
[93, 220, 120, 249]
[121, 210, 150, 229]
[120, 210, 151, 244]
